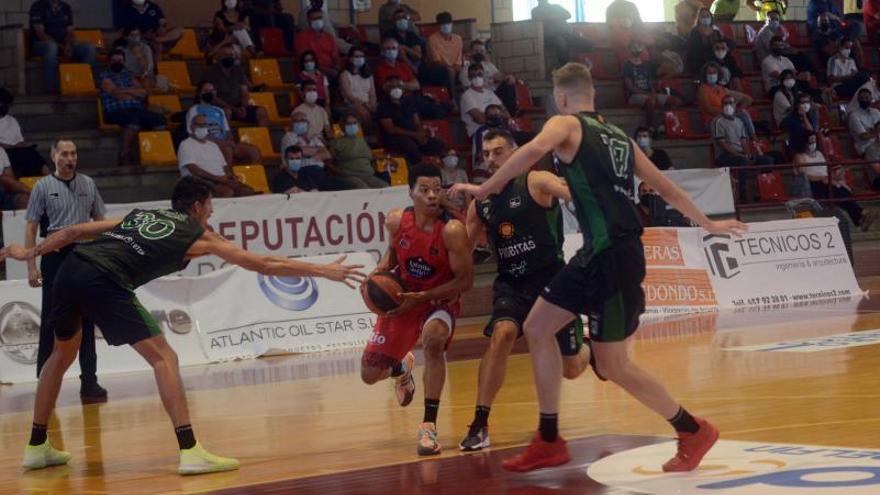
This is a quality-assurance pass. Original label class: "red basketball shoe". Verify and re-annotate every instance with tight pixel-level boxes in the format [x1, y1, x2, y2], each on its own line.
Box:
[662, 417, 720, 472]
[502, 433, 571, 472]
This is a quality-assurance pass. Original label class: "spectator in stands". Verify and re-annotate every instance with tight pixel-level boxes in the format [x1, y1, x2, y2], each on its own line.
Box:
[331, 114, 389, 189]
[637, 181, 691, 227]
[634, 126, 673, 170]
[115, 27, 158, 92]
[295, 8, 342, 80]
[440, 147, 468, 188]
[208, 0, 257, 60]
[248, 0, 295, 52]
[531, 0, 594, 69]
[461, 64, 503, 138]
[377, 76, 445, 167]
[297, 51, 332, 109]
[98, 49, 166, 166]
[375, 37, 420, 91]
[279, 112, 350, 191]
[746, 0, 787, 21]
[178, 114, 254, 197]
[827, 39, 870, 99]
[808, 0, 855, 36]
[118, 0, 184, 59]
[186, 81, 261, 165]
[793, 131, 878, 230]
[685, 8, 725, 74]
[293, 81, 331, 140]
[623, 39, 682, 131]
[675, 0, 706, 39]
[470, 104, 535, 180]
[712, 94, 776, 201]
[461, 39, 518, 115]
[0, 148, 31, 210]
[812, 11, 861, 68]
[761, 36, 797, 95]
[866, 0, 880, 42]
[605, 0, 643, 31]
[709, 39, 744, 92]
[780, 91, 821, 141]
[772, 69, 799, 126]
[710, 0, 741, 22]
[203, 45, 270, 127]
[338, 47, 377, 130]
[273, 146, 311, 193]
[0, 88, 49, 179]
[378, 0, 421, 38]
[698, 62, 756, 135]
[299, 0, 353, 54]
[849, 89, 880, 190]
[426, 12, 463, 106]
[384, 9, 426, 71]
[844, 0, 867, 39]
[29, 0, 97, 93]
[755, 11, 815, 76]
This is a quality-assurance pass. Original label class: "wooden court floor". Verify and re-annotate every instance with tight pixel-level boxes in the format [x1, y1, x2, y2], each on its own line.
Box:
[1, 278, 879, 495]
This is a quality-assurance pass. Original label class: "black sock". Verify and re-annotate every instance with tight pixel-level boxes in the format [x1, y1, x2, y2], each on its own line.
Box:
[423, 399, 440, 423]
[175, 424, 197, 450]
[470, 405, 491, 433]
[539, 412, 558, 442]
[390, 361, 406, 378]
[29, 423, 48, 446]
[668, 407, 700, 434]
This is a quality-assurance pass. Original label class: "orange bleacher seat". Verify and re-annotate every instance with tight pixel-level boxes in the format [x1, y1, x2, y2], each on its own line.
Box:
[168, 28, 202, 59]
[157, 61, 195, 93]
[757, 171, 789, 202]
[96, 100, 121, 133]
[59, 63, 97, 96]
[384, 156, 408, 186]
[664, 111, 709, 140]
[337, 26, 366, 46]
[511, 116, 534, 133]
[139, 131, 177, 167]
[421, 85, 451, 104]
[233, 165, 270, 194]
[249, 58, 293, 89]
[515, 81, 542, 114]
[247, 92, 287, 126]
[237, 127, 279, 159]
[19, 176, 42, 190]
[148, 94, 182, 115]
[259, 28, 291, 57]
[74, 30, 105, 51]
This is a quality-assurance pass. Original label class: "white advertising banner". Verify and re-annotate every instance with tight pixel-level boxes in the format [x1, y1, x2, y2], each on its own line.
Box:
[0, 252, 376, 384]
[2, 187, 411, 280]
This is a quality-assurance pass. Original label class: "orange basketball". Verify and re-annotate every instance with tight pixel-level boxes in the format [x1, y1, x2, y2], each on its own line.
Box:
[361, 271, 406, 316]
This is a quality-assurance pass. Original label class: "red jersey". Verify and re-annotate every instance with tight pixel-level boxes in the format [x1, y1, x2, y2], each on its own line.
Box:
[392, 208, 454, 294]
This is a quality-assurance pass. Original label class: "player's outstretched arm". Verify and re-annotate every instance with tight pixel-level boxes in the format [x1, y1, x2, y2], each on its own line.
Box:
[189, 232, 366, 288]
[632, 139, 748, 236]
[399, 220, 474, 304]
[1, 219, 122, 262]
[464, 200, 486, 252]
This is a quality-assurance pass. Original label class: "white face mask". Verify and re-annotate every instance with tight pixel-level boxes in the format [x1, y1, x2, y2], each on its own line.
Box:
[723, 104, 735, 117]
[224, 0, 237, 9]
[808, 142, 817, 154]
[389, 87, 403, 99]
[305, 91, 319, 104]
[193, 127, 209, 140]
[714, 49, 727, 59]
[442, 156, 458, 168]
[636, 136, 650, 149]
[471, 76, 485, 88]
[783, 78, 796, 89]
[311, 19, 325, 31]
[841, 48, 852, 57]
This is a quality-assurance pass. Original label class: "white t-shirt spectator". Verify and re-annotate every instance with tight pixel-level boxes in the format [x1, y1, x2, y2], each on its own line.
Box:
[461, 88, 503, 137]
[293, 103, 331, 140]
[177, 137, 228, 177]
[761, 55, 795, 93]
[848, 106, 880, 155]
[0, 115, 24, 145]
[279, 132, 326, 168]
[0, 148, 11, 173]
[799, 149, 829, 178]
[772, 90, 794, 126]
[460, 60, 501, 90]
[827, 55, 858, 86]
[185, 104, 231, 140]
[340, 71, 374, 104]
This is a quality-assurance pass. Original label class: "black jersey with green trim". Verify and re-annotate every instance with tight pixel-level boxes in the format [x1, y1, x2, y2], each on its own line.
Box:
[557, 112, 643, 266]
[476, 173, 565, 280]
[74, 209, 205, 289]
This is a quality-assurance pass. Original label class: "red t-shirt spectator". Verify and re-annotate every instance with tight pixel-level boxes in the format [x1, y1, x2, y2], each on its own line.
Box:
[865, 0, 880, 39]
[295, 30, 339, 71]
[374, 59, 416, 90]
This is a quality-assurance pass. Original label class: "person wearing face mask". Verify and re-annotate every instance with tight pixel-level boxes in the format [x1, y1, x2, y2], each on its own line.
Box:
[0, 88, 50, 181]
[202, 45, 271, 127]
[761, 35, 797, 94]
[29, 0, 98, 93]
[375, 37, 421, 91]
[697, 62, 754, 134]
[827, 39, 870, 99]
[780, 92, 821, 142]
[685, 8, 725, 74]
[208, 0, 257, 60]
[185, 81, 261, 166]
[848, 88, 880, 190]
[118, 0, 184, 60]
[709, 0, 741, 22]
[471, 104, 535, 179]
[461, 64, 504, 138]
[426, 12, 463, 103]
[331, 114, 389, 189]
[383, 9, 426, 72]
[178, 115, 255, 198]
[279, 112, 349, 191]
[439, 149, 468, 188]
[755, 10, 816, 77]
[772, 69, 800, 125]
[378, 0, 421, 38]
[712, 94, 776, 201]
[339, 47, 378, 129]
[633, 127, 673, 171]
[98, 49, 166, 166]
[273, 146, 314, 193]
[746, 0, 787, 21]
[115, 27, 154, 82]
[377, 76, 445, 166]
[296, 50, 332, 111]
[461, 40, 518, 116]
[709, 39, 743, 92]
[293, 81, 332, 140]
[295, 8, 342, 80]
[623, 39, 682, 131]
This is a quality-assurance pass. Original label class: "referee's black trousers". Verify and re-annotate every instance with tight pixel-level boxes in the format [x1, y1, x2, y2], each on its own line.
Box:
[36, 246, 98, 381]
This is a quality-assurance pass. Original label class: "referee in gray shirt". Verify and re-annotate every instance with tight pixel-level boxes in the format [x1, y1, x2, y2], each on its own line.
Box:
[25, 138, 108, 399]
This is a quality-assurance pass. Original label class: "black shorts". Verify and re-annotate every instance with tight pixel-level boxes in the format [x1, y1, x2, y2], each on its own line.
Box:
[48, 253, 161, 346]
[485, 266, 584, 356]
[541, 235, 646, 343]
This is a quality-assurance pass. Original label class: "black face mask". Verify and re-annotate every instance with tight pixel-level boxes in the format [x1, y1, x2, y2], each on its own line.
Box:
[639, 194, 653, 206]
[110, 62, 124, 73]
[0, 104, 8, 117]
[220, 57, 235, 68]
[820, 22, 830, 32]
[860, 100, 872, 109]
[771, 47, 784, 56]
[486, 115, 504, 127]
[201, 92, 215, 104]
[472, 53, 485, 63]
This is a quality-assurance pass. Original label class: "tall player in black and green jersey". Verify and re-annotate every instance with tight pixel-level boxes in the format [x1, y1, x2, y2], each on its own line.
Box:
[1, 178, 365, 475]
[451, 63, 747, 473]
[458, 129, 594, 452]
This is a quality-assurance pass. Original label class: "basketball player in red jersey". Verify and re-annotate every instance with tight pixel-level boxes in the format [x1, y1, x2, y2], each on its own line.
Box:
[360, 164, 473, 456]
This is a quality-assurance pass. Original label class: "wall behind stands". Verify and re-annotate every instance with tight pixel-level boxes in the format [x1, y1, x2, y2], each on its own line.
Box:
[354, 0, 500, 30]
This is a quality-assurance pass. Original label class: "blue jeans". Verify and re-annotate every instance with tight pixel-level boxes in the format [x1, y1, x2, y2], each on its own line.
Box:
[32, 40, 97, 92]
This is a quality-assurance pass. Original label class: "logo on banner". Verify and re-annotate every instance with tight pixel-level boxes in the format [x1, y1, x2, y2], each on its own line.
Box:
[258, 275, 319, 311]
[642, 229, 684, 266]
[704, 234, 740, 279]
[0, 302, 41, 364]
[587, 438, 880, 494]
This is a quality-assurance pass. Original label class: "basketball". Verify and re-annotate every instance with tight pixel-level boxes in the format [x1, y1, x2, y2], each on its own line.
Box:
[362, 271, 406, 316]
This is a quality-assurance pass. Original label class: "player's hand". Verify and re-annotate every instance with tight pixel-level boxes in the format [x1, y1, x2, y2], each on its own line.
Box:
[705, 219, 748, 237]
[389, 291, 427, 315]
[3, 245, 37, 265]
[322, 255, 366, 289]
[447, 183, 480, 200]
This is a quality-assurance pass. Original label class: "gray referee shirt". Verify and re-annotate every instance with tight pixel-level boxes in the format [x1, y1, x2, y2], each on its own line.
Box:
[25, 173, 106, 233]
